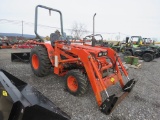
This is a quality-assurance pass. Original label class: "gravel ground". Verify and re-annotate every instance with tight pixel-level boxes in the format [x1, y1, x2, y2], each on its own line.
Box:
[0, 49, 160, 120]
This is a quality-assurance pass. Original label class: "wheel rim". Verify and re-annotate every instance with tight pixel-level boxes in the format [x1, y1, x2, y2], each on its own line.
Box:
[67, 76, 78, 92]
[32, 54, 39, 69]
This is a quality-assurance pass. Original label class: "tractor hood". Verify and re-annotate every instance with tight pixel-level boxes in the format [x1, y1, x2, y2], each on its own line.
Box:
[71, 44, 108, 57]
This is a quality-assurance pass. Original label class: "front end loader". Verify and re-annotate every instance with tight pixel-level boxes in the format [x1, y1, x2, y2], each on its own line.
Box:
[30, 5, 137, 115]
[11, 52, 30, 62]
[0, 69, 70, 120]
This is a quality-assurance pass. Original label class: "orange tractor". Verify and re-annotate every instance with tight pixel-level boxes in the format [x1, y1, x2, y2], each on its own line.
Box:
[30, 5, 136, 115]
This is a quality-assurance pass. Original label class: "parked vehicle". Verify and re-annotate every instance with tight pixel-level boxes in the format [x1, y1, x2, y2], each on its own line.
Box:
[124, 37, 157, 62]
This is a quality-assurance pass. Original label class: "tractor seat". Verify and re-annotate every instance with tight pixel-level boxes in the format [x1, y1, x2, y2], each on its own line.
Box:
[50, 33, 60, 46]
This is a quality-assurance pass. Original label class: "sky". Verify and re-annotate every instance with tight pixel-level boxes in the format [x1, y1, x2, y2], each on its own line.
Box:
[0, 0, 160, 40]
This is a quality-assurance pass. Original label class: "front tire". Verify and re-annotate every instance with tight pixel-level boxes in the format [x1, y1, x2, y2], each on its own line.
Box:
[65, 69, 89, 96]
[30, 45, 51, 77]
[142, 53, 153, 62]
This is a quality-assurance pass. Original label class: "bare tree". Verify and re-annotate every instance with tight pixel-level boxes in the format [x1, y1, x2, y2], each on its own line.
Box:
[71, 22, 88, 39]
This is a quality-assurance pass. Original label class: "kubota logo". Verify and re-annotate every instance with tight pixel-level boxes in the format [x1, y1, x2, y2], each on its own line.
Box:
[110, 78, 115, 83]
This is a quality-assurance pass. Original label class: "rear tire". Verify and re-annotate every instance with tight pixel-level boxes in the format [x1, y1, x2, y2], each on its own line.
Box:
[30, 45, 51, 77]
[65, 69, 89, 96]
[142, 53, 153, 62]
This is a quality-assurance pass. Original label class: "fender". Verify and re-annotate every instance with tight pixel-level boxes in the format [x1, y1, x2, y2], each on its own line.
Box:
[38, 43, 55, 66]
[145, 49, 155, 53]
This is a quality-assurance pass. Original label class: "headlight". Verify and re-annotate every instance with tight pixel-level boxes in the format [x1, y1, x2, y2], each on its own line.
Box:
[98, 52, 107, 57]
[103, 52, 107, 56]
[98, 52, 103, 57]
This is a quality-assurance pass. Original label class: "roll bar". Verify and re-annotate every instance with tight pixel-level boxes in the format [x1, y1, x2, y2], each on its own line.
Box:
[35, 5, 64, 41]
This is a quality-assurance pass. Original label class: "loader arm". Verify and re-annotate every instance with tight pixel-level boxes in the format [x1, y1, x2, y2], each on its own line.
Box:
[53, 43, 129, 105]
[102, 47, 129, 77]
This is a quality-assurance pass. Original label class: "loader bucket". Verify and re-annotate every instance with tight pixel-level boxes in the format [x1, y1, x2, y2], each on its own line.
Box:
[100, 79, 136, 115]
[0, 69, 70, 120]
[11, 52, 30, 62]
